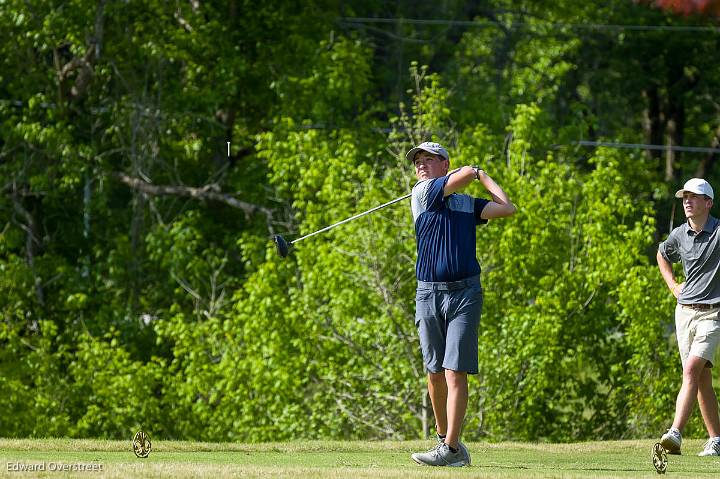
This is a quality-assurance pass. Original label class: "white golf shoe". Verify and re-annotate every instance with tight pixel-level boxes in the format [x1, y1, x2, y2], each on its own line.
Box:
[411, 442, 469, 467]
[698, 438, 720, 456]
[660, 428, 682, 455]
[433, 434, 471, 466]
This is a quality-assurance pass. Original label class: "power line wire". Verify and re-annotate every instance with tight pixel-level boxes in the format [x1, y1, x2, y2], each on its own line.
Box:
[339, 17, 720, 33]
[297, 125, 720, 154]
[564, 140, 720, 154]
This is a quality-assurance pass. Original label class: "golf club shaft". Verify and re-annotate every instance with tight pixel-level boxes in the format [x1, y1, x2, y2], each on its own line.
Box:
[290, 193, 412, 245]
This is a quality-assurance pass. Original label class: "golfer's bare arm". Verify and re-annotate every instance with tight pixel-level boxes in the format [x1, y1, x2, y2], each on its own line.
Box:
[656, 250, 683, 298]
[443, 166, 477, 194]
[443, 167, 517, 219]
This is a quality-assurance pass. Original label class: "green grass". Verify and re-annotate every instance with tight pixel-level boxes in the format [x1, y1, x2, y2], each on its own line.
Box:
[1, 438, 719, 478]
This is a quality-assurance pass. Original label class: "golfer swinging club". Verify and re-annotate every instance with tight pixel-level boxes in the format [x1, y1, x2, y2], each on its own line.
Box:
[407, 142, 516, 466]
[657, 178, 720, 457]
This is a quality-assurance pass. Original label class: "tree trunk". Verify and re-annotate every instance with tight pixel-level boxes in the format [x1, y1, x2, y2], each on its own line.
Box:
[664, 93, 685, 182]
[664, 117, 677, 182]
[641, 86, 663, 166]
[422, 390, 429, 439]
[694, 125, 720, 178]
[11, 192, 44, 307]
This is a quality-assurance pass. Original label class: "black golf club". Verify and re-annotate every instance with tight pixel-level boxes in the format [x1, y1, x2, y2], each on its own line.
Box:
[273, 193, 411, 258]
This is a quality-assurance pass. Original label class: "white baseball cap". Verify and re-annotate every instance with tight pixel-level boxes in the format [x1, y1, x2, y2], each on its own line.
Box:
[675, 178, 714, 200]
[405, 141, 449, 162]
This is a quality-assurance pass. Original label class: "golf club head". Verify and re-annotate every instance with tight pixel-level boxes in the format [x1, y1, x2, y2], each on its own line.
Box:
[272, 235, 290, 258]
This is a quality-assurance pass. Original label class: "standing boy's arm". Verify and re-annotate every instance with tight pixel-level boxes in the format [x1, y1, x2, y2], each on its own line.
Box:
[657, 250, 683, 298]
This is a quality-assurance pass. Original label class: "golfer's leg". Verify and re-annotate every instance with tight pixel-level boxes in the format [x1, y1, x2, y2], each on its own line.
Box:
[697, 367, 720, 437]
[672, 355, 707, 431]
[440, 282, 480, 449]
[416, 288, 447, 435]
[427, 372, 448, 436]
[444, 369, 468, 449]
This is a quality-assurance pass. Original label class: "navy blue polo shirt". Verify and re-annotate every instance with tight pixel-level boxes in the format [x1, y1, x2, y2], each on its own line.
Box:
[411, 176, 490, 282]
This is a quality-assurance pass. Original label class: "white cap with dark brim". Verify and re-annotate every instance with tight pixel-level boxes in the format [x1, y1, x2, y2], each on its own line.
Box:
[675, 178, 714, 200]
[405, 141, 449, 162]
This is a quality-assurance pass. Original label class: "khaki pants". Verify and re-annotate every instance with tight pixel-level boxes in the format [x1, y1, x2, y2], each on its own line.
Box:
[675, 304, 720, 367]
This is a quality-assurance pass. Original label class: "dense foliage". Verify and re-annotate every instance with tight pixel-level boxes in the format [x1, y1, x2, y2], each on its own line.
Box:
[2, 0, 719, 441]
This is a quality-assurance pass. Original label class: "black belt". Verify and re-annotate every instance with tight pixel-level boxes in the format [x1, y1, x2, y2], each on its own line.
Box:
[681, 303, 720, 311]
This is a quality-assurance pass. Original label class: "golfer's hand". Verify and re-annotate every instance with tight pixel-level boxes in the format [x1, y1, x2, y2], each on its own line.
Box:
[672, 282, 684, 299]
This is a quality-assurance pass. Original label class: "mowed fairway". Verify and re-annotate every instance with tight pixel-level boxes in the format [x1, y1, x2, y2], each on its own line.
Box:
[1, 438, 719, 478]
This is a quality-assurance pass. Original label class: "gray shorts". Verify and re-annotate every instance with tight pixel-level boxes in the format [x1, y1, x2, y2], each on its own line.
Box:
[415, 275, 483, 374]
